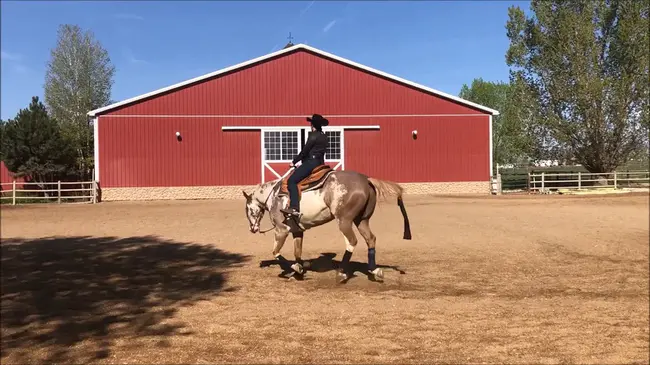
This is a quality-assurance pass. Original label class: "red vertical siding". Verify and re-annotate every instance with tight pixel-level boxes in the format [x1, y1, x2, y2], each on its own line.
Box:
[341, 117, 489, 182]
[0, 161, 25, 188]
[98, 49, 491, 188]
[105, 50, 485, 116]
[98, 117, 261, 187]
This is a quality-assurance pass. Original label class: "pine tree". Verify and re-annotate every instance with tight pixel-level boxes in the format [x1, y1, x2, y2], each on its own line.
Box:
[1, 97, 75, 187]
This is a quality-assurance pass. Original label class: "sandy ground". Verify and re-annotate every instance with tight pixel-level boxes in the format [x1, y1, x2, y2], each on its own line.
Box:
[1, 193, 648, 364]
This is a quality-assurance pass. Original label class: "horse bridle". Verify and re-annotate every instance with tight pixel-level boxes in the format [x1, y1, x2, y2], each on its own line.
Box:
[250, 167, 295, 234]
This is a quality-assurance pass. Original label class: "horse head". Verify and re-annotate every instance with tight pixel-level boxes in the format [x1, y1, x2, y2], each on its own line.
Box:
[242, 190, 266, 234]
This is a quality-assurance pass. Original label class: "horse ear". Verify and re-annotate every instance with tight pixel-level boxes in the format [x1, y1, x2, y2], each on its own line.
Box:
[242, 190, 250, 200]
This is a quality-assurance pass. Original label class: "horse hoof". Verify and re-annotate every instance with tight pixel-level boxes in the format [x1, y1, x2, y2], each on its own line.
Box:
[336, 272, 349, 284]
[371, 268, 384, 279]
[291, 263, 304, 275]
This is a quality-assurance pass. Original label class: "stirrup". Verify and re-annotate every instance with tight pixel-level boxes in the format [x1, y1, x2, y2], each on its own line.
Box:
[281, 207, 301, 217]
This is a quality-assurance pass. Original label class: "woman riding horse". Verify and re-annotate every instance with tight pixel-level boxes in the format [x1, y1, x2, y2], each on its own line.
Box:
[281, 114, 329, 218]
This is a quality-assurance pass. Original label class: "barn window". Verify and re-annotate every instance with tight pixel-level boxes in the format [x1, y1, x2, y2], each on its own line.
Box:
[264, 131, 299, 161]
[325, 131, 342, 161]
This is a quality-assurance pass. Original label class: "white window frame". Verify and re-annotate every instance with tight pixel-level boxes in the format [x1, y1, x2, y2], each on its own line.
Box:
[262, 129, 300, 163]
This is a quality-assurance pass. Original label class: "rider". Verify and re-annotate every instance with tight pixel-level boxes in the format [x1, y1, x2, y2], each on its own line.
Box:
[281, 114, 329, 218]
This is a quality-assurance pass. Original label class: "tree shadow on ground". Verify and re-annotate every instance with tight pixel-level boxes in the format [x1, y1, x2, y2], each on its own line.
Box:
[259, 252, 406, 281]
[0, 235, 249, 364]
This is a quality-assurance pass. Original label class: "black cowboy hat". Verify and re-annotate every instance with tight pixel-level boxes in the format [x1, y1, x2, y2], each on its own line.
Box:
[306, 114, 329, 127]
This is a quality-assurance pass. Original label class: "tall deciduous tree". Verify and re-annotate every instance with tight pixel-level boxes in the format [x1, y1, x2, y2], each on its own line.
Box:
[505, 0, 649, 172]
[1, 97, 74, 187]
[459, 78, 534, 167]
[44, 24, 115, 179]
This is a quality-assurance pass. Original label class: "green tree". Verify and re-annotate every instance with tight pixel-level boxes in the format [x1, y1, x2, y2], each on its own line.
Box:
[44, 24, 115, 180]
[1, 97, 75, 188]
[505, 0, 649, 172]
[459, 78, 533, 167]
[0, 119, 6, 161]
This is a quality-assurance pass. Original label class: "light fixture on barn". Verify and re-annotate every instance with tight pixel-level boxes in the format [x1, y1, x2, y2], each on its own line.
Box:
[412, 130, 418, 140]
[175, 131, 182, 142]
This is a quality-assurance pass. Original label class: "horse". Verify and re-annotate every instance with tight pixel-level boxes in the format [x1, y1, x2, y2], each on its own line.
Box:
[242, 165, 412, 283]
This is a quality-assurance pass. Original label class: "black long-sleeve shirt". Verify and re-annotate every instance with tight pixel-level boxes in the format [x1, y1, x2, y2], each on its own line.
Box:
[292, 131, 328, 165]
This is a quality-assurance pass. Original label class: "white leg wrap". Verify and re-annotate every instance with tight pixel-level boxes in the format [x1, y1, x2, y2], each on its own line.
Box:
[345, 236, 355, 253]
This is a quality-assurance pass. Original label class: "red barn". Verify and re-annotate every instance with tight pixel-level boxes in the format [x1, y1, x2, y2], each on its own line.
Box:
[87, 44, 499, 201]
[1, 161, 25, 188]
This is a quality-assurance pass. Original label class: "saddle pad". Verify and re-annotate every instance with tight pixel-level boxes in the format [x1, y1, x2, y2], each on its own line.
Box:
[279, 164, 334, 197]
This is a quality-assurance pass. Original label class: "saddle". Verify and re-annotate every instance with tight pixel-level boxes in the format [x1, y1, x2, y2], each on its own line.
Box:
[278, 164, 334, 201]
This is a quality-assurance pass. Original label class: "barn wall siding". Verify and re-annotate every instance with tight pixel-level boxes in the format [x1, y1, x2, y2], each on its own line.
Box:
[103, 50, 484, 117]
[1, 161, 26, 187]
[97, 49, 491, 190]
[343, 116, 490, 182]
[98, 116, 261, 188]
[98, 115, 489, 187]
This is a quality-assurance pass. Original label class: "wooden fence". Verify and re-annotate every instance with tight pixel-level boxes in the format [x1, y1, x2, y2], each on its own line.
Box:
[528, 170, 650, 192]
[0, 180, 97, 205]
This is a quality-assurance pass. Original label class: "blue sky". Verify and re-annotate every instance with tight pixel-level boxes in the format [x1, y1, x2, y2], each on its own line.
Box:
[1, 0, 530, 120]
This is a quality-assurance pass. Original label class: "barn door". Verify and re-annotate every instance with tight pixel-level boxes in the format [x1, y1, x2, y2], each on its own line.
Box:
[261, 127, 344, 183]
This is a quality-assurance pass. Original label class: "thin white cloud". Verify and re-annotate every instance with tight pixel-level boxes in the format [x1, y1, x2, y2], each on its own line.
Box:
[123, 48, 149, 65]
[269, 0, 315, 53]
[1, 50, 22, 61]
[129, 57, 148, 65]
[323, 20, 337, 33]
[114, 13, 144, 20]
[12, 64, 29, 74]
[298, 0, 315, 18]
[1, 50, 28, 74]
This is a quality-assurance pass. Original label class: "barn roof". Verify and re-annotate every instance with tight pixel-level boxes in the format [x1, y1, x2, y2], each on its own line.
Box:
[88, 43, 500, 117]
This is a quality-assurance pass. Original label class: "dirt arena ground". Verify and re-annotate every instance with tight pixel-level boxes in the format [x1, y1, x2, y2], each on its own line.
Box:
[1, 193, 648, 364]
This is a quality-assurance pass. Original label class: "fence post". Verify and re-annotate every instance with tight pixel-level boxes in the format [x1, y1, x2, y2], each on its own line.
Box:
[541, 172, 545, 192]
[12, 180, 16, 205]
[497, 173, 502, 195]
[614, 171, 617, 189]
[578, 172, 581, 189]
[92, 181, 97, 204]
[57, 181, 61, 204]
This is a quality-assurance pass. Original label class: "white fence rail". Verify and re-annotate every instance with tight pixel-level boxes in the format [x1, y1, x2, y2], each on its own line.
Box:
[0, 180, 97, 205]
[528, 170, 649, 193]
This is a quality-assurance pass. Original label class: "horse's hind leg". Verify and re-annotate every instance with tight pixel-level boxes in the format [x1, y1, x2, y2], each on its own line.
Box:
[337, 219, 358, 283]
[355, 218, 383, 281]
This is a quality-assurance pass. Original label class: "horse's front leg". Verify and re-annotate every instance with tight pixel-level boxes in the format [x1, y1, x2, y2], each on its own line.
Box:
[272, 230, 293, 275]
[290, 232, 305, 276]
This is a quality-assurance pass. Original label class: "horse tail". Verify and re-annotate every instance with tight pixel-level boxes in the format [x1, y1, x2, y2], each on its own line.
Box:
[367, 178, 412, 240]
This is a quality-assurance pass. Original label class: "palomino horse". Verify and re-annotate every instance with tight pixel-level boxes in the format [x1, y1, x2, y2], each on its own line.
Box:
[243, 164, 412, 283]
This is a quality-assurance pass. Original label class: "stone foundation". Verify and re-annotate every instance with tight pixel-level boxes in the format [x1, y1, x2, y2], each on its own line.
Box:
[400, 181, 490, 195]
[101, 185, 256, 201]
[100, 181, 490, 202]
